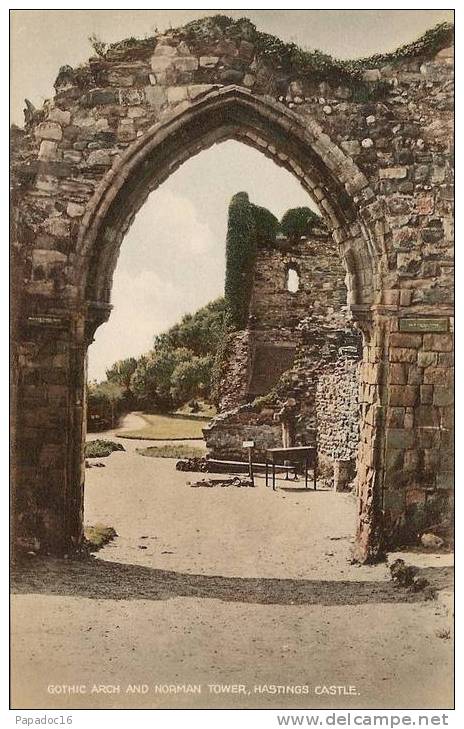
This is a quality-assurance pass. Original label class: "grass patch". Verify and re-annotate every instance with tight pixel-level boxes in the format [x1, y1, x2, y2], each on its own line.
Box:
[84, 524, 117, 551]
[136, 444, 206, 459]
[85, 439, 125, 458]
[120, 413, 207, 440]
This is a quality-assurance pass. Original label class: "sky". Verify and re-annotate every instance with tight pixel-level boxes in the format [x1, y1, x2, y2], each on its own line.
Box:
[10, 10, 454, 381]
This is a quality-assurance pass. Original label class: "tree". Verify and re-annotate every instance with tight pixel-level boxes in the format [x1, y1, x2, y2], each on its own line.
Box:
[154, 298, 227, 357]
[132, 347, 193, 412]
[170, 355, 213, 404]
[87, 380, 123, 429]
[106, 357, 138, 394]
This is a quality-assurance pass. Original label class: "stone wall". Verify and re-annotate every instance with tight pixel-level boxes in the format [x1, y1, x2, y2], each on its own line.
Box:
[316, 357, 360, 463]
[215, 330, 251, 412]
[205, 224, 363, 464]
[203, 407, 281, 463]
[10, 16, 454, 559]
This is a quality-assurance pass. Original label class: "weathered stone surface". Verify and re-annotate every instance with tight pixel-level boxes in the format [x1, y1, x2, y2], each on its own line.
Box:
[187, 84, 215, 100]
[389, 385, 419, 407]
[379, 167, 408, 179]
[362, 68, 381, 82]
[87, 149, 111, 167]
[10, 18, 454, 560]
[166, 86, 188, 103]
[38, 141, 59, 161]
[144, 85, 167, 111]
[35, 122, 63, 141]
[200, 56, 219, 67]
[423, 334, 453, 352]
[47, 107, 71, 126]
[82, 88, 118, 106]
[66, 202, 85, 218]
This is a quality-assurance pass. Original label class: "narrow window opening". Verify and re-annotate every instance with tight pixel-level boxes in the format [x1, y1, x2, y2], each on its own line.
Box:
[286, 266, 300, 293]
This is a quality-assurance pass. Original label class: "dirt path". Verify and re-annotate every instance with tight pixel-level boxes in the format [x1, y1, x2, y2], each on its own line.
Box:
[11, 417, 453, 709]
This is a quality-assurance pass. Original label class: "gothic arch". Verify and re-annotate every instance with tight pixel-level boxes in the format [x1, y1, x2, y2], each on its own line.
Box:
[11, 20, 454, 560]
[76, 87, 383, 332]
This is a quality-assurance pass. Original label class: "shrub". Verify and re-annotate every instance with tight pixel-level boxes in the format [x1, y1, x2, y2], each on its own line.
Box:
[210, 325, 235, 407]
[87, 380, 124, 430]
[85, 439, 125, 458]
[252, 204, 279, 248]
[251, 390, 279, 411]
[280, 207, 321, 240]
[84, 524, 117, 551]
[132, 349, 184, 412]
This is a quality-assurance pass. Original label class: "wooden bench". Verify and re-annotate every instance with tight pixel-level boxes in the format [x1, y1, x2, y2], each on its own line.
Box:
[265, 446, 317, 491]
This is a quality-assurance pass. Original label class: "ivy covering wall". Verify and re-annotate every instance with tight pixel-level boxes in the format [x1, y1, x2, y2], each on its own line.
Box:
[224, 194, 322, 328]
[224, 192, 258, 330]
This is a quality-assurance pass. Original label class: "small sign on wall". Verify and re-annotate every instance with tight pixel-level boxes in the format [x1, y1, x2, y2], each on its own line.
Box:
[399, 318, 449, 333]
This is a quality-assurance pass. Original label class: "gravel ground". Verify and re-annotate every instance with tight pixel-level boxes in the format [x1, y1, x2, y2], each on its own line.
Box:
[11, 415, 453, 710]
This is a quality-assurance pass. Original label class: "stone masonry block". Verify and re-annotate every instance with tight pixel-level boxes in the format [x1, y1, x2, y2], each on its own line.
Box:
[386, 428, 415, 450]
[433, 386, 453, 407]
[389, 363, 407, 385]
[389, 385, 418, 407]
[420, 385, 434, 404]
[390, 333, 423, 348]
[423, 334, 453, 352]
[417, 351, 438, 368]
[389, 348, 418, 364]
[423, 367, 453, 387]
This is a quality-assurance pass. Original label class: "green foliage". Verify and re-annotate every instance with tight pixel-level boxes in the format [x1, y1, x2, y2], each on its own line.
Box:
[251, 389, 278, 411]
[345, 22, 453, 71]
[280, 207, 320, 240]
[87, 380, 124, 430]
[223, 193, 323, 329]
[154, 298, 228, 356]
[224, 192, 257, 329]
[106, 357, 138, 393]
[85, 439, 125, 458]
[170, 355, 213, 404]
[84, 524, 117, 551]
[132, 347, 191, 411]
[98, 298, 227, 415]
[252, 204, 279, 248]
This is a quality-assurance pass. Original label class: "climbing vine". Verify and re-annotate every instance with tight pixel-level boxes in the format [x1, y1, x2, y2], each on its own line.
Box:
[224, 195, 324, 328]
[224, 192, 258, 330]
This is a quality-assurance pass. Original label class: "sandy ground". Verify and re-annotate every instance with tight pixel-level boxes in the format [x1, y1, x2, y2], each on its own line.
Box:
[11, 415, 454, 710]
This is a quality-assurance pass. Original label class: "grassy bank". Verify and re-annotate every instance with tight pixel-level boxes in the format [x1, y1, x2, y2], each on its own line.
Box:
[119, 412, 208, 440]
[136, 444, 206, 459]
